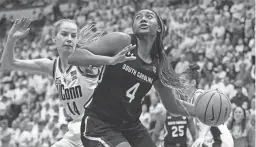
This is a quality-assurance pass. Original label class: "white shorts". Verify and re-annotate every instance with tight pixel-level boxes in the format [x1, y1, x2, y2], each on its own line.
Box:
[220, 132, 234, 147]
[51, 120, 83, 147]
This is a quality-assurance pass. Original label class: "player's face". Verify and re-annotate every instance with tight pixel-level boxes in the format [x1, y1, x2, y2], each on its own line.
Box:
[234, 107, 245, 122]
[54, 22, 78, 54]
[133, 10, 160, 36]
[180, 74, 195, 97]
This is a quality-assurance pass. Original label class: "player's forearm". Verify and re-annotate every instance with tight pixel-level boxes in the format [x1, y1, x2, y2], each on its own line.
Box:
[154, 80, 196, 117]
[68, 49, 114, 66]
[188, 118, 197, 141]
[201, 126, 210, 137]
[176, 100, 196, 117]
[1, 36, 18, 70]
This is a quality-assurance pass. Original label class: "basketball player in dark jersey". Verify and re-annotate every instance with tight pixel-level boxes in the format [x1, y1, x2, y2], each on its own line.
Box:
[152, 95, 196, 147]
[68, 9, 200, 147]
[164, 114, 195, 147]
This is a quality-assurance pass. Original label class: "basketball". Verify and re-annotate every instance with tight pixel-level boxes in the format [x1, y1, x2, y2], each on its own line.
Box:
[194, 90, 232, 126]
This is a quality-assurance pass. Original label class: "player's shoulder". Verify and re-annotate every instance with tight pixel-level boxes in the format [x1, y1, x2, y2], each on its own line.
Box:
[195, 89, 205, 94]
[191, 89, 205, 104]
[194, 89, 205, 98]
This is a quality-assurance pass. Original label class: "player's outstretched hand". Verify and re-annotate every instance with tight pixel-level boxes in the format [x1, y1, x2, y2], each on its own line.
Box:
[109, 44, 136, 65]
[8, 17, 32, 40]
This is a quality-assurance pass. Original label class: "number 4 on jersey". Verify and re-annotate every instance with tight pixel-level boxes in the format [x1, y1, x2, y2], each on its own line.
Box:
[126, 83, 140, 103]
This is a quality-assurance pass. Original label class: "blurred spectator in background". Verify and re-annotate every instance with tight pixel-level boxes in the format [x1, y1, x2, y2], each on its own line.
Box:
[175, 54, 189, 74]
[231, 82, 250, 110]
[0, 119, 15, 147]
[227, 106, 251, 147]
[139, 103, 151, 130]
[248, 112, 255, 147]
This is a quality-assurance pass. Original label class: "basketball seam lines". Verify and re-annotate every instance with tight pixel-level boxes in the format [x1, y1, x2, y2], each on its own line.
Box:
[195, 90, 212, 109]
[215, 93, 222, 125]
[219, 92, 231, 107]
[204, 92, 216, 123]
[220, 93, 231, 121]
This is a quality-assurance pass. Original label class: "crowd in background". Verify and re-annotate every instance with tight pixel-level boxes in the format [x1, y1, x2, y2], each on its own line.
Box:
[0, 0, 255, 147]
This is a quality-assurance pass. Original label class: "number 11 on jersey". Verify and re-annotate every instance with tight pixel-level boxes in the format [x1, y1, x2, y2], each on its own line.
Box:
[126, 83, 140, 103]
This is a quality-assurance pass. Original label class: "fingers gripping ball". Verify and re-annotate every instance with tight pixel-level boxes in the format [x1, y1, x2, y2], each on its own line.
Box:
[194, 90, 231, 126]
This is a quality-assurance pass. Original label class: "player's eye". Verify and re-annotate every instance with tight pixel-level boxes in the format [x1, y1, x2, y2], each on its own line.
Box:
[71, 34, 77, 38]
[61, 32, 68, 36]
[135, 15, 142, 20]
[147, 15, 154, 19]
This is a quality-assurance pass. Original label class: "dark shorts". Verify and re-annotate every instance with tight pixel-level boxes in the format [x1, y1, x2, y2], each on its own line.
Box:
[80, 115, 156, 147]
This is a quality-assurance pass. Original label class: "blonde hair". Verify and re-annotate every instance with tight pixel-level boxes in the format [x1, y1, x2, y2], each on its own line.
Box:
[53, 19, 78, 36]
[77, 22, 108, 47]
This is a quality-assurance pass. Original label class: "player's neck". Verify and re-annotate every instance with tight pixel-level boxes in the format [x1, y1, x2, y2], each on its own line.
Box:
[59, 55, 70, 72]
[137, 35, 156, 61]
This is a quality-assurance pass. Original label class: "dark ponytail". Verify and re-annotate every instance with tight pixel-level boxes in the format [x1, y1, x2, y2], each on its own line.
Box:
[150, 10, 190, 90]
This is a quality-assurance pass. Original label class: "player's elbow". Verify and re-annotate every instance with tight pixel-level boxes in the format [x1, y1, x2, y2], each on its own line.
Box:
[109, 32, 131, 52]
[68, 54, 78, 66]
[164, 101, 188, 117]
[162, 103, 181, 117]
[115, 32, 131, 44]
[68, 49, 91, 66]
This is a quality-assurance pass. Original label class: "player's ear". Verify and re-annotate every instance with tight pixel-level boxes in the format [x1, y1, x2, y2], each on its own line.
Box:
[157, 26, 161, 32]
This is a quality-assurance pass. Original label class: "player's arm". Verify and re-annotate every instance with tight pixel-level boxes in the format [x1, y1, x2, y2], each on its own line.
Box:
[154, 80, 196, 117]
[187, 117, 196, 141]
[1, 18, 53, 76]
[68, 32, 135, 66]
[191, 125, 210, 147]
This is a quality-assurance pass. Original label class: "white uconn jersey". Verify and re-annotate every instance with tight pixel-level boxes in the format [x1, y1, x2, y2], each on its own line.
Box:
[53, 57, 99, 121]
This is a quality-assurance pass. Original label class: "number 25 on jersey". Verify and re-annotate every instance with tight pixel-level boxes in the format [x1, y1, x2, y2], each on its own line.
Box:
[126, 83, 140, 103]
[172, 126, 184, 137]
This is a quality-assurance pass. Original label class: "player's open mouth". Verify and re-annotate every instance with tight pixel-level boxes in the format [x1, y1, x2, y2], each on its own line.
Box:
[140, 24, 149, 29]
[64, 45, 73, 48]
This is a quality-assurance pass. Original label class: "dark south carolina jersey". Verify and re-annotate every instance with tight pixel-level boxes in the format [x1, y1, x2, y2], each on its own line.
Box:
[84, 34, 159, 124]
[164, 113, 188, 144]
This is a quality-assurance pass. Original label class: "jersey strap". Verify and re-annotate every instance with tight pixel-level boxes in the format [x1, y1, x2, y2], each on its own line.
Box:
[52, 58, 57, 78]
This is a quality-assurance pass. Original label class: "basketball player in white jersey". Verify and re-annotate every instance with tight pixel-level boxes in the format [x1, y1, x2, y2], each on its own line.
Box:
[1, 17, 136, 147]
[179, 63, 234, 147]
